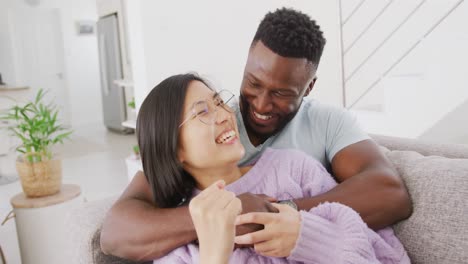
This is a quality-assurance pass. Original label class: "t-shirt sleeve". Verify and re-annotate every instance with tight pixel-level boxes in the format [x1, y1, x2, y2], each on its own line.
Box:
[325, 108, 370, 162]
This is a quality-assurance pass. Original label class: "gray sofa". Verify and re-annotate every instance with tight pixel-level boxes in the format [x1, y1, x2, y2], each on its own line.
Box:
[69, 135, 468, 264]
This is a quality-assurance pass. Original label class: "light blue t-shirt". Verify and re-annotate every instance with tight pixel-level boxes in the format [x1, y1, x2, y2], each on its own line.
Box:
[236, 98, 370, 170]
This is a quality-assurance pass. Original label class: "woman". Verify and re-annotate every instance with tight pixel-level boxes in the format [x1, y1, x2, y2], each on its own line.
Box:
[137, 73, 410, 264]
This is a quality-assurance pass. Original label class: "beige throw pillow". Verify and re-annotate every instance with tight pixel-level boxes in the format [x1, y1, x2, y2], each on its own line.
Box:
[387, 150, 468, 264]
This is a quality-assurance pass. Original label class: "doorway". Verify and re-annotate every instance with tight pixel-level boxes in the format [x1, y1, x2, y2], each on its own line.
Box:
[8, 7, 70, 124]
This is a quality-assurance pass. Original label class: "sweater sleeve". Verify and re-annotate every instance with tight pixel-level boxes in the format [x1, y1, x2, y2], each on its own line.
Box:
[287, 202, 381, 264]
[153, 254, 187, 264]
[284, 152, 409, 263]
[295, 151, 337, 197]
[289, 155, 381, 263]
[152, 245, 197, 264]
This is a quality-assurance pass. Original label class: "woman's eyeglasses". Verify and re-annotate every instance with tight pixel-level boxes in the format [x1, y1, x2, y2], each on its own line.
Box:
[179, 90, 236, 128]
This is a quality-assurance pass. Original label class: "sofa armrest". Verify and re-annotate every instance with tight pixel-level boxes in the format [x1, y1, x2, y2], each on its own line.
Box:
[68, 197, 149, 264]
[68, 197, 116, 264]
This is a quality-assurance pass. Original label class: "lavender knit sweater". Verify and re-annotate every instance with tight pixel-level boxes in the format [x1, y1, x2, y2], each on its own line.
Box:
[153, 148, 410, 264]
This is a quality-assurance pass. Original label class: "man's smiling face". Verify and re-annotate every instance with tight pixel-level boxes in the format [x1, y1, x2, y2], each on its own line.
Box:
[239, 41, 316, 146]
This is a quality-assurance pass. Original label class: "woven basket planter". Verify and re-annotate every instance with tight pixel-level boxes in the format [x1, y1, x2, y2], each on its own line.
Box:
[16, 154, 62, 198]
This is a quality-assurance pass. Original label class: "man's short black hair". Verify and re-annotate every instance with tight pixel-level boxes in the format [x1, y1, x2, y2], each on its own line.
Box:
[253, 7, 326, 67]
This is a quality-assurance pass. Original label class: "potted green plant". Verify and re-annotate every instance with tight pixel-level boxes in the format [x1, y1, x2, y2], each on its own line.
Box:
[0, 89, 72, 197]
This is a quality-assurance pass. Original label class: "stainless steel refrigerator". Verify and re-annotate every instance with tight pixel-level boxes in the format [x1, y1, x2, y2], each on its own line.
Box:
[97, 14, 132, 133]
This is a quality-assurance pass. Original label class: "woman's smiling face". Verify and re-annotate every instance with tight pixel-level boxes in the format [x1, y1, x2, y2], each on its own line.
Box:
[177, 81, 245, 173]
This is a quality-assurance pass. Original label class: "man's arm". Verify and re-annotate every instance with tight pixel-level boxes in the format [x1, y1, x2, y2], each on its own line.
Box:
[294, 139, 412, 230]
[100, 171, 197, 261]
[100, 171, 276, 261]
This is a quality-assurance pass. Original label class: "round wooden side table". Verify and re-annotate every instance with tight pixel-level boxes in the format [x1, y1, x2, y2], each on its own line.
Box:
[10, 184, 83, 264]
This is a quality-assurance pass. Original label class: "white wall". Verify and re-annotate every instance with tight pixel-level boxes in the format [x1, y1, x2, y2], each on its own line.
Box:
[126, 0, 343, 110]
[0, 0, 102, 128]
[420, 98, 468, 144]
[342, 0, 468, 142]
[0, 2, 16, 87]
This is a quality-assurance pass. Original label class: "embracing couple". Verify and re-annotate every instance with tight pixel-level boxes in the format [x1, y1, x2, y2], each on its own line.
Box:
[101, 8, 412, 264]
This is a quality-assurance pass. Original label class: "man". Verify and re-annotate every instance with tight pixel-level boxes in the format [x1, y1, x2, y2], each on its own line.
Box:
[100, 8, 412, 261]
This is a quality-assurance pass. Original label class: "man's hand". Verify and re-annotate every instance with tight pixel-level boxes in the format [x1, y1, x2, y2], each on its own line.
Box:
[234, 203, 301, 257]
[235, 193, 278, 237]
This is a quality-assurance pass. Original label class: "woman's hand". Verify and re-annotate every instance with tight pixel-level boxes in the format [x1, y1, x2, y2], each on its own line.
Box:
[189, 180, 242, 264]
[234, 203, 301, 257]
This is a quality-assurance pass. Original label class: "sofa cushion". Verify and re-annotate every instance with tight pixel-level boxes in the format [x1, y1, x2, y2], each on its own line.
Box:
[386, 150, 468, 264]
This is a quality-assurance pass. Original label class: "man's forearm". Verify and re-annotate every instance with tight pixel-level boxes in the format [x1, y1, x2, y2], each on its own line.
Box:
[100, 198, 197, 261]
[294, 169, 412, 230]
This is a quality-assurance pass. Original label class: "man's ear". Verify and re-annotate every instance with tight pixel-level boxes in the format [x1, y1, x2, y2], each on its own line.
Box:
[304, 77, 317, 97]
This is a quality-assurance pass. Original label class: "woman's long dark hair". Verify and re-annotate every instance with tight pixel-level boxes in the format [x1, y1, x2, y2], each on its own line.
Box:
[137, 73, 210, 208]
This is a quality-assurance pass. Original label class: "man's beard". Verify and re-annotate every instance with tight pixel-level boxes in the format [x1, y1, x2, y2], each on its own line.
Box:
[239, 94, 300, 145]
